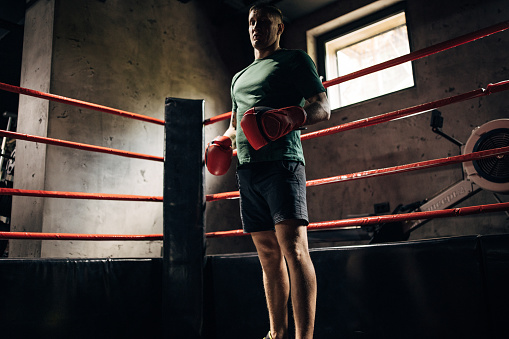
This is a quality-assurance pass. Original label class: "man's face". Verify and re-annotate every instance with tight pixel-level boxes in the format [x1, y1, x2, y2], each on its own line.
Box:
[248, 9, 283, 50]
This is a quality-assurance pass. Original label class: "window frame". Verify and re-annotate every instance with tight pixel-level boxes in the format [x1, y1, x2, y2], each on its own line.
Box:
[316, 2, 415, 108]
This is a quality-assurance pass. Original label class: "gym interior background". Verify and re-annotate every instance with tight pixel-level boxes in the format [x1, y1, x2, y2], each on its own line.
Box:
[0, 0, 507, 257]
[0, 1, 508, 338]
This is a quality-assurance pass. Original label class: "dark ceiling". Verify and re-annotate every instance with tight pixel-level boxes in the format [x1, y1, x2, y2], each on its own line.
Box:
[213, 0, 337, 22]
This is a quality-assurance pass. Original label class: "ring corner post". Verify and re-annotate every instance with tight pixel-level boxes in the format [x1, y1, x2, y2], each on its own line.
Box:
[163, 97, 205, 339]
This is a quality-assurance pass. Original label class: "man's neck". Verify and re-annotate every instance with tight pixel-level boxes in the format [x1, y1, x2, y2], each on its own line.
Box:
[255, 45, 281, 59]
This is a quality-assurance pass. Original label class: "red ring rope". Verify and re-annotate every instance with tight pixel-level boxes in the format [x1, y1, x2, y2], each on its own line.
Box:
[308, 202, 509, 232]
[306, 146, 509, 188]
[0, 188, 162, 202]
[0, 82, 165, 125]
[203, 112, 232, 126]
[301, 81, 509, 141]
[321, 20, 509, 89]
[0, 231, 163, 241]
[206, 146, 509, 202]
[6, 147, 504, 203]
[204, 20, 509, 126]
[2, 202, 507, 241]
[205, 202, 509, 238]
[0, 129, 163, 162]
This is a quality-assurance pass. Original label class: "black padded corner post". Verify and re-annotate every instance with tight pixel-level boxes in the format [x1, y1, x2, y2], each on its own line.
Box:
[163, 98, 205, 339]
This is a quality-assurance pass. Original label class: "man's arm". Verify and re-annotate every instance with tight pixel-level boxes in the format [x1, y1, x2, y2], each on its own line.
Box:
[224, 111, 237, 149]
[303, 91, 330, 126]
[240, 93, 330, 150]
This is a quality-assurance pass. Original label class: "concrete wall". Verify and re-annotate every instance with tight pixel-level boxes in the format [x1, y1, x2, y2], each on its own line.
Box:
[10, 0, 55, 257]
[11, 0, 233, 257]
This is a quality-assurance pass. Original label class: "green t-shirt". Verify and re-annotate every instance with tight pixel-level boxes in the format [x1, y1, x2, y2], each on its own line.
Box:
[231, 49, 325, 166]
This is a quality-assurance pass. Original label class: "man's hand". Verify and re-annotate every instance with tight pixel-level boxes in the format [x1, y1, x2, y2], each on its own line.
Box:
[205, 136, 233, 176]
[240, 106, 307, 150]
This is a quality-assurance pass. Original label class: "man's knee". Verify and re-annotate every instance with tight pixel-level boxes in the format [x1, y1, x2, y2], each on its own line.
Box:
[252, 231, 284, 265]
[275, 221, 310, 262]
[284, 243, 311, 268]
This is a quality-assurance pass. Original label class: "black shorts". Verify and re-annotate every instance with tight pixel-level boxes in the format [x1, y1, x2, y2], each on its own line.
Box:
[236, 160, 309, 233]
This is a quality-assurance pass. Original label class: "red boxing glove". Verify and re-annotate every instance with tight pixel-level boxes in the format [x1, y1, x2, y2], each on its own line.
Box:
[205, 136, 233, 176]
[240, 106, 307, 150]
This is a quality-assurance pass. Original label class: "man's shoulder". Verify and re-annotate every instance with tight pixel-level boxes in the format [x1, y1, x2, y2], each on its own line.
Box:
[275, 49, 315, 68]
[231, 63, 254, 86]
[232, 57, 262, 82]
[275, 48, 309, 59]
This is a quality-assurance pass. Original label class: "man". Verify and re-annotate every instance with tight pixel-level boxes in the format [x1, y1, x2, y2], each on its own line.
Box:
[206, 4, 330, 339]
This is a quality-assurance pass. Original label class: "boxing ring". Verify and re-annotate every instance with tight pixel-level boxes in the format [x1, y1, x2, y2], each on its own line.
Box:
[0, 20, 509, 338]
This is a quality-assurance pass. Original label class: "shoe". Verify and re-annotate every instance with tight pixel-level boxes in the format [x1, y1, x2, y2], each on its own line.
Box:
[263, 331, 273, 339]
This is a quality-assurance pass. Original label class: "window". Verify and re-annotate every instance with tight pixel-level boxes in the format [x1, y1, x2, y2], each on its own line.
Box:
[318, 6, 414, 109]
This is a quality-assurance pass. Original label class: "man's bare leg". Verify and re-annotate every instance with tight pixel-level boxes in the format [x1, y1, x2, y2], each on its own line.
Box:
[275, 220, 316, 339]
[251, 230, 290, 339]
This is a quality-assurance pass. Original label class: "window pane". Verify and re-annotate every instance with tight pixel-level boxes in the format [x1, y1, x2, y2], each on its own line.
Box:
[325, 12, 414, 108]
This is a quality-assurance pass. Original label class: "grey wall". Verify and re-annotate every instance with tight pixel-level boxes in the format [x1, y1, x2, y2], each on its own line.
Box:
[11, 0, 233, 257]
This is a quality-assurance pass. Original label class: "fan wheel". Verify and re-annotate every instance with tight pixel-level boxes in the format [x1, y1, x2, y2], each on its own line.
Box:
[472, 128, 509, 183]
[463, 119, 509, 193]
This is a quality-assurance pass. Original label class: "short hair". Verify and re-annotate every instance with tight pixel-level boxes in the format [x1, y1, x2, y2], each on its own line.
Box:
[249, 3, 283, 23]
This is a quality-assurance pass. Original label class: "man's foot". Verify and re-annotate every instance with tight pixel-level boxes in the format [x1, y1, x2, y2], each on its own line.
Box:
[263, 331, 273, 339]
